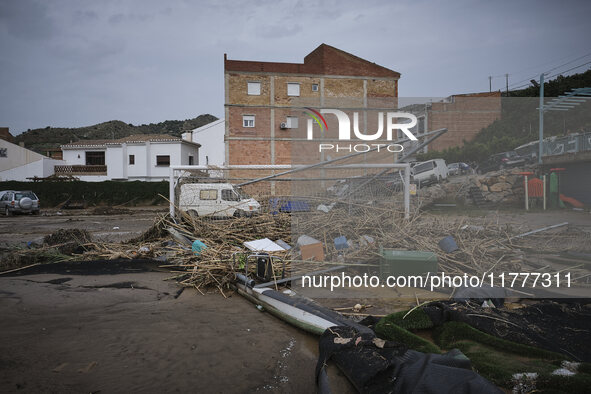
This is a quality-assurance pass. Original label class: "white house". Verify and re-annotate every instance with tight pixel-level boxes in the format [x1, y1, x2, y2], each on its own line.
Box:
[60, 134, 200, 182]
[182, 118, 225, 166]
[0, 138, 66, 181]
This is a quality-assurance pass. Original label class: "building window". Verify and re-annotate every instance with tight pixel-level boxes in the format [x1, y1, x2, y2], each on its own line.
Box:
[188, 155, 194, 165]
[312, 83, 319, 92]
[247, 82, 261, 95]
[199, 189, 217, 200]
[417, 116, 425, 134]
[129, 154, 135, 165]
[156, 155, 170, 166]
[286, 116, 298, 129]
[243, 115, 255, 128]
[85, 151, 105, 165]
[0, 148, 6, 158]
[287, 83, 300, 96]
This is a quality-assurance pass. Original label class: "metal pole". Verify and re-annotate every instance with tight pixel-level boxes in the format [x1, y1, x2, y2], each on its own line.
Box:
[543, 175, 546, 210]
[505, 73, 509, 96]
[169, 168, 175, 218]
[404, 165, 410, 219]
[525, 175, 529, 211]
[538, 73, 544, 165]
[489, 76, 492, 92]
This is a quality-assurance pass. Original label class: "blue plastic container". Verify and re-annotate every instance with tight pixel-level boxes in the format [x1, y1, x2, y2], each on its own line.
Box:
[334, 236, 349, 250]
[438, 236, 458, 253]
[192, 239, 207, 255]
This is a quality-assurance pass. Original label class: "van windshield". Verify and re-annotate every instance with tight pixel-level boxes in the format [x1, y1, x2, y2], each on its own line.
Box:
[235, 187, 250, 200]
[414, 161, 435, 174]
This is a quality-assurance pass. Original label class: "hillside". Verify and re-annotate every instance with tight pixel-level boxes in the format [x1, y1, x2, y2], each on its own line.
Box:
[417, 69, 591, 164]
[15, 114, 218, 153]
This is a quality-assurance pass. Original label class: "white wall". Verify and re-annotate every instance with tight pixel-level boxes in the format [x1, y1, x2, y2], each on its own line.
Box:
[0, 157, 66, 181]
[106, 145, 124, 179]
[190, 119, 225, 166]
[0, 139, 45, 172]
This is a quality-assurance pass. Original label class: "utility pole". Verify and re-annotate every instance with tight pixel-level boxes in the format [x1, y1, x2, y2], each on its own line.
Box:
[489, 76, 492, 92]
[538, 73, 544, 165]
[505, 73, 509, 96]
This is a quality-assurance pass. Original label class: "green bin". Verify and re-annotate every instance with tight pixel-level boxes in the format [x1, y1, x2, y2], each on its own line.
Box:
[379, 248, 438, 278]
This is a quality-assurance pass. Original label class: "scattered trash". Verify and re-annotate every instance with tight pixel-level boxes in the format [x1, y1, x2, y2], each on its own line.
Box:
[438, 236, 459, 253]
[460, 224, 484, 231]
[317, 202, 336, 213]
[274, 239, 292, 250]
[243, 238, 286, 252]
[138, 246, 150, 253]
[359, 235, 375, 247]
[297, 235, 324, 261]
[372, 338, 386, 348]
[334, 337, 352, 345]
[191, 239, 207, 256]
[512, 372, 538, 393]
[269, 198, 310, 214]
[334, 236, 349, 251]
[510, 222, 569, 240]
[256, 304, 264, 311]
[551, 368, 575, 376]
[112, 226, 120, 230]
[166, 227, 193, 246]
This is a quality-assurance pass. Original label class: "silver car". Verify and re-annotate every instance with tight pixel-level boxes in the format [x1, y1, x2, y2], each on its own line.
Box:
[0, 190, 40, 215]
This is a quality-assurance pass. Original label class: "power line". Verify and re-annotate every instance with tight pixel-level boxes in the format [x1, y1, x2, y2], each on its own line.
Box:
[542, 52, 591, 75]
[544, 60, 591, 80]
[509, 60, 591, 91]
[507, 51, 591, 89]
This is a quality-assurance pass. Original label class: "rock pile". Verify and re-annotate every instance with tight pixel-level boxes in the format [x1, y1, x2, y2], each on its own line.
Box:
[415, 166, 535, 207]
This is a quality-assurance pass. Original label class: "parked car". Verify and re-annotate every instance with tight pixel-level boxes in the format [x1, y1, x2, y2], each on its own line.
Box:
[478, 151, 526, 174]
[0, 190, 40, 215]
[411, 159, 448, 185]
[447, 162, 471, 176]
[178, 183, 260, 218]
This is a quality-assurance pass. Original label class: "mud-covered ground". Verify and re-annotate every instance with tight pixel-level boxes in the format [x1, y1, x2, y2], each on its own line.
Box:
[0, 269, 354, 393]
[1, 206, 590, 392]
[0, 207, 165, 247]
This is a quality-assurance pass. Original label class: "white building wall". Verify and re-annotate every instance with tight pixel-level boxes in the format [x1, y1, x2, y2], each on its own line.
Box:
[0, 138, 45, 172]
[189, 119, 225, 166]
[180, 142, 198, 166]
[0, 157, 66, 181]
[62, 149, 91, 165]
[61, 140, 199, 182]
[106, 145, 124, 179]
[126, 144, 146, 179]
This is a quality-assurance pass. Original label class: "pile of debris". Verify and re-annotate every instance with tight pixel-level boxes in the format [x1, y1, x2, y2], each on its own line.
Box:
[3, 201, 590, 294]
[415, 166, 536, 207]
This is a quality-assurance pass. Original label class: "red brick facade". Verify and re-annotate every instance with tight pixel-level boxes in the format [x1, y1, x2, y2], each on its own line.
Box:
[224, 44, 400, 194]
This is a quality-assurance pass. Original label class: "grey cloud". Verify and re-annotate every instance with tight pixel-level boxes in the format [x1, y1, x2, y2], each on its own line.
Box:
[255, 24, 303, 39]
[0, 0, 56, 40]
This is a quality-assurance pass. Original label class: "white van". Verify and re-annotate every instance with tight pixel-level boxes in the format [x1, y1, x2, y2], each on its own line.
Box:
[179, 183, 261, 218]
[411, 159, 448, 185]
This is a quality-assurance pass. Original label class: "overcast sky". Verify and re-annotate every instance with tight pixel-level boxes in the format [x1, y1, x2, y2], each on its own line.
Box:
[1, 0, 590, 134]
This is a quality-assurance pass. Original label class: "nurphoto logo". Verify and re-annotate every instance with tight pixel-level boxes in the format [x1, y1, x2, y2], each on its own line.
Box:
[304, 108, 418, 153]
